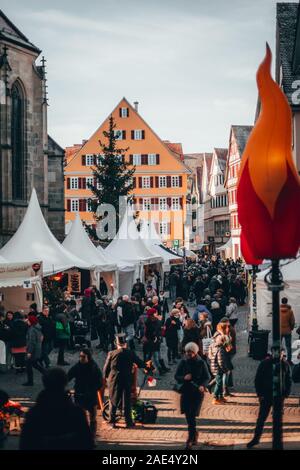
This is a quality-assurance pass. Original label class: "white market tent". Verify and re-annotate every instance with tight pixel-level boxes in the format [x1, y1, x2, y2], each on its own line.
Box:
[254, 257, 300, 330]
[139, 219, 183, 272]
[0, 261, 43, 312]
[63, 214, 119, 297]
[97, 245, 136, 296]
[105, 209, 163, 283]
[216, 238, 232, 258]
[0, 189, 90, 276]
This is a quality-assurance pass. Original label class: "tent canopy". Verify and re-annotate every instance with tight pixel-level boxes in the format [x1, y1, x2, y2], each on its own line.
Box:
[63, 214, 117, 272]
[216, 238, 232, 252]
[0, 189, 90, 276]
[140, 219, 183, 265]
[105, 210, 163, 266]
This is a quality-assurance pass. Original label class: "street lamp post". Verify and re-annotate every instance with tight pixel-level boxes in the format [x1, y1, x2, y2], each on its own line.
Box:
[251, 264, 259, 331]
[265, 260, 284, 450]
[237, 45, 300, 452]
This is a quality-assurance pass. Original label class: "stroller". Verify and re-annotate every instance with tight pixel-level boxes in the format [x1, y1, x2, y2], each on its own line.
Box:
[73, 319, 91, 348]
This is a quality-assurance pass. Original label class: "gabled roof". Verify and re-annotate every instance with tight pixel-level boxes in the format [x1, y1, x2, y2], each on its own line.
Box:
[276, 3, 300, 108]
[214, 148, 228, 162]
[0, 10, 40, 54]
[0, 189, 89, 276]
[67, 97, 190, 173]
[231, 125, 253, 157]
[48, 135, 64, 157]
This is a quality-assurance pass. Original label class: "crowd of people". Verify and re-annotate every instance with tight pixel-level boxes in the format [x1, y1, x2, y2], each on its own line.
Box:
[0, 254, 296, 450]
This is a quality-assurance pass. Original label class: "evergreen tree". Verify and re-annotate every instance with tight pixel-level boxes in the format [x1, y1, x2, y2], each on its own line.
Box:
[87, 115, 135, 239]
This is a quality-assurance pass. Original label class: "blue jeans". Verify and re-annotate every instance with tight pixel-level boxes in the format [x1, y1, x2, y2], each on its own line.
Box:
[214, 372, 224, 399]
[281, 334, 292, 362]
[170, 285, 177, 301]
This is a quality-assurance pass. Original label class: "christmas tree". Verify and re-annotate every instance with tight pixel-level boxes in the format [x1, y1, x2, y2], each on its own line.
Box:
[87, 115, 135, 240]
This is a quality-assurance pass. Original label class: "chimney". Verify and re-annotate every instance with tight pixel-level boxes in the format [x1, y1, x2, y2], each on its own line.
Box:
[134, 101, 139, 112]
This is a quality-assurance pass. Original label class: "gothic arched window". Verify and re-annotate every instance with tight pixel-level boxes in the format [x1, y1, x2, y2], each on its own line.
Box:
[11, 81, 25, 200]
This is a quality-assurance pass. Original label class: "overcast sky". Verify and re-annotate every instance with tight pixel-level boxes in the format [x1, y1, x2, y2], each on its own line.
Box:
[1, 0, 296, 152]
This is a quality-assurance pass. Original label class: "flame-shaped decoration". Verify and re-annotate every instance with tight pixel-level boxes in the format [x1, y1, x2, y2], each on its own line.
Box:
[240, 231, 263, 265]
[237, 44, 300, 260]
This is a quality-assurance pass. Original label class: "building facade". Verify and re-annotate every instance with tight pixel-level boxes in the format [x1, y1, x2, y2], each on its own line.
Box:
[0, 11, 64, 245]
[64, 98, 190, 248]
[276, 2, 300, 173]
[204, 148, 229, 254]
[224, 126, 253, 259]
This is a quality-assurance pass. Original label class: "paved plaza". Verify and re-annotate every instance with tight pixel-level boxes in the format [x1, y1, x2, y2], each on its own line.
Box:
[1, 306, 300, 451]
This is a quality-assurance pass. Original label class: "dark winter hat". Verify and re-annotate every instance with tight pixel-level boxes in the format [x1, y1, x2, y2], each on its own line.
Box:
[30, 303, 37, 310]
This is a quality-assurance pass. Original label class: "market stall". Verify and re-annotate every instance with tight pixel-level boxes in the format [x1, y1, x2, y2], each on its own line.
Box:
[63, 214, 119, 298]
[105, 209, 163, 283]
[0, 261, 43, 312]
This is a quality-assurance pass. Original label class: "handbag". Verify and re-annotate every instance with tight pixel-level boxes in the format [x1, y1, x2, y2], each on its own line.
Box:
[202, 326, 213, 354]
[161, 325, 167, 337]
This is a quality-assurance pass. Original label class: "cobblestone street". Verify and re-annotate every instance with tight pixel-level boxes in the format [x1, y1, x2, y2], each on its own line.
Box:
[2, 306, 300, 451]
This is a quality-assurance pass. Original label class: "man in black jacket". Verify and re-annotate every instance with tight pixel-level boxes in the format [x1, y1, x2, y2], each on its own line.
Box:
[67, 348, 103, 441]
[38, 306, 55, 368]
[131, 278, 146, 299]
[247, 349, 292, 449]
[103, 333, 146, 428]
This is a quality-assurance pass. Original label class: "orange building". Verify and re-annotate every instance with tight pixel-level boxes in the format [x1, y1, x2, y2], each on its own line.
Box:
[64, 98, 190, 248]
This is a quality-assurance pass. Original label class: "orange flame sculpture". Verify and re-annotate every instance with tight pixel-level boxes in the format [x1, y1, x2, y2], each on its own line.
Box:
[237, 44, 300, 260]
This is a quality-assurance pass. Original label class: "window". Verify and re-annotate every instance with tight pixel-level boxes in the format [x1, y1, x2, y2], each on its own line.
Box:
[70, 177, 79, 189]
[159, 198, 168, 211]
[148, 154, 157, 165]
[134, 130, 143, 140]
[86, 177, 94, 188]
[85, 154, 95, 166]
[133, 154, 141, 165]
[160, 222, 169, 236]
[97, 181, 102, 190]
[143, 198, 151, 211]
[214, 220, 230, 237]
[87, 199, 92, 212]
[172, 197, 180, 210]
[114, 130, 125, 140]
[159, 176, 167, 188]
[11, 81, 25, 200]
[120, 107, 129, 118]
[71, 199, 79, 212]
[171, 176, 180, 187]
[142, 176, 151, 188]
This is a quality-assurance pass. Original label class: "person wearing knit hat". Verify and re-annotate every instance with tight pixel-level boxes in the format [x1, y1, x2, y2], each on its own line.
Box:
[175, 340, 210, 450]
[23, 311, 45, 386]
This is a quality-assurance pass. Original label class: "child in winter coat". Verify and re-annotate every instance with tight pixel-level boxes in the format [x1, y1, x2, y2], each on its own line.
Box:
[208, 334, 229, 404]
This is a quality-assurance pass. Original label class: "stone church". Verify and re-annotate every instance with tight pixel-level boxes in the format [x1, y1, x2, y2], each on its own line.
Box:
[0, 10, 64, 247]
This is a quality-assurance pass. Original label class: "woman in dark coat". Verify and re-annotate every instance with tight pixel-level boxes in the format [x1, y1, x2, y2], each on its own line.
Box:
[165, 309, 181, 365]
[175, 342, 210, 449]
[181, 319, 203, 356]
[10, 312, 28, 372]
[144, 309, 163, 376]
